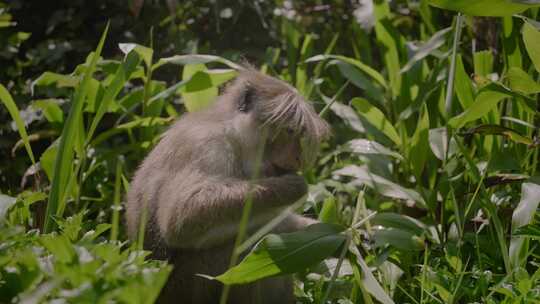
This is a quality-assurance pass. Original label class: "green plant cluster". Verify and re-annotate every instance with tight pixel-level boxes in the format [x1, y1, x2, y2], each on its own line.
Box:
[1, 1, 540, 303]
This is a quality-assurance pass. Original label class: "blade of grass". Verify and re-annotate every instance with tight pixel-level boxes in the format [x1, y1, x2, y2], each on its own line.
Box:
[0, 84, 36, 164]
[44, 23, 109, 233]
[445, 13, 464, 116]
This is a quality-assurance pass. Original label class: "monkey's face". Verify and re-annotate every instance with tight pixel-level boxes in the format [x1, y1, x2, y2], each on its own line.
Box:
[264, 130, 302, 176]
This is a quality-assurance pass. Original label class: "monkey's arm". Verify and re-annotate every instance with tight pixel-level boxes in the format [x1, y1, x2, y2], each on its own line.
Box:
[158, 173, 308, 249]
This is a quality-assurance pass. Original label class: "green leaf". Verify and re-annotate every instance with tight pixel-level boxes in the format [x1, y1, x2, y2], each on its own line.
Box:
[39, 234, 76, 263]
[334, 165, 426, 207]
[33, 99, 64, 124]
[401, 27, 452, 73]
[87, 51, 140, 141]
[373, 229, 425, 251]
[505, 67, 540, 94]
[448, 84, 513, 129]
[119, 43, 153, 68]
[305, 54, 388, 89]
[429, 0, 540, 16]
[214, 223, 346, 285]
[180, 64, 219, 112]
[371, 213, 427, 236]
[31, 72, 79, 94]
[44, 23, 109, 233]
[462, 124, 535, 146]
[523, 21, 540, 73]
[318, 197, 340, 224]
[454, 55, 475, 109]
[0, 84, 36, 164]
[344, 139, 403, 160]
[153, 54, 241, 71]
[352, 98, 402, 146]
[514, 223, 540, 240]
[349, 245, 395, 304]
[374, 17, 401, 96]
[409, 103, 430, 178]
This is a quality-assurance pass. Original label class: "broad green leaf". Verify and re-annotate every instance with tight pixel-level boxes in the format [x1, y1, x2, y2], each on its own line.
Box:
[462, 124, 535, 146]
[352, 98, 402, 146]
[371, 213, 427, 236]
[474, 50, 494, 78]
[119, 43, 153, 68]
[523, 21, 540, 73]
[180, 64, 219, 112]
[509, 179, 540, 267]
[40, 140, 58, 182]
[429, 127, 457, 160]
[305, 54, 388, 89]
[333, 165, 426, 207]
[31, 72, 79, 94]
[429, 0, 540, 16]
[448, 84, 513, 129]
[318, 197, 340, 224]
[44, 23, 109, 233]
[409, 103, 430, 178]
[332, 61, 385, 105]
[153, 54, 241, 71]
[91, 117, 173, 146]
[374, 16, 401, 96]
[87, 51, 140, 141]
[33, 99, 64, 124]
[344, 139, 403, 160]
[40, 234, 76, 263]
[505, 67, 540, 94]
[349, 245, 395, 304]
[214, 223, 346, 284]
[0, 84, 36, 164]
[401, 27, 452, 73]
[373, 229, 425, 251]
[327, 101, 366, 133]
[514, 223, 540, 240]
[454, 55, 475, 109]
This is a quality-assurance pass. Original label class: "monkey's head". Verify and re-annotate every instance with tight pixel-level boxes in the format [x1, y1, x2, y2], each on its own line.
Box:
[220, 68, 330, 177]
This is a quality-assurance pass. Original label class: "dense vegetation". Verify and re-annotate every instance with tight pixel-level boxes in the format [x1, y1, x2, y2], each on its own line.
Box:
[1, 1, 540, 303]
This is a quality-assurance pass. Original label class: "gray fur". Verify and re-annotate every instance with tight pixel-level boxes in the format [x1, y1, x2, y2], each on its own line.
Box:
[126, 68, 329, 304]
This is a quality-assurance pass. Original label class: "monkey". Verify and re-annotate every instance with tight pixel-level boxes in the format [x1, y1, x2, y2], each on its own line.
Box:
[125, 67, 330, 304]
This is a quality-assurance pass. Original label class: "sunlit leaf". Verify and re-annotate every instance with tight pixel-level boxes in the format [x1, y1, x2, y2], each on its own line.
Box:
[461, 124, 536, 146]
[352, 98, 402, 146]
[505, 67, 540, 94]
[349, 245, 395, 304]
[214, 223, 346, 284]
[401, 27, 452, 73]
[305, 54, 387, 89]
[0, 84, 36, 164]
[522, 21, 540, 73]
[409, 103, 430, 178]
[448, 84, 513, 129]
[333, 165, 426, 207]
[429, 0, 540, 16]
[344, 139, 403, 160]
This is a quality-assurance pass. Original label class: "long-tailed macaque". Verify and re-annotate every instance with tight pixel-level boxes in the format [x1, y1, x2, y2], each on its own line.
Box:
[126, 68, 330, 304]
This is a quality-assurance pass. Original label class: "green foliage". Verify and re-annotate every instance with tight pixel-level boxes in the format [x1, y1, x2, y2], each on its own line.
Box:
[0, 1, 540, 303]
[0, 209, 171, 303]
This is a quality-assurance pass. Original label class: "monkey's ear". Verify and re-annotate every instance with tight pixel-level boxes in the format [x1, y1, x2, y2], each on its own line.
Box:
[238, 86, 255, 112]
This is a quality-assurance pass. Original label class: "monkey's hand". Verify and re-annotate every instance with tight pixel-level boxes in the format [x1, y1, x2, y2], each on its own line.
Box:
[256, 174, 307, 207]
